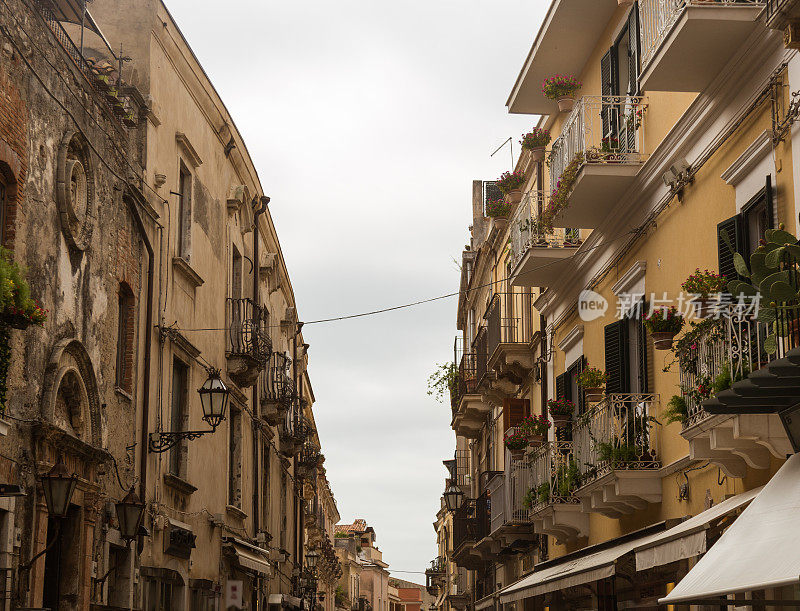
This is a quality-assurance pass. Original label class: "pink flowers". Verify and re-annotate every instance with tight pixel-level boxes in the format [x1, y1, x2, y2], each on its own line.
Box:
[485, 198, 511, 218]
[542, 74, 582, 100]
[644, 306, 685, 334]
[497, 170, 526, 194]
[681, 268, 727, 297]
[520, 128, 551, 150]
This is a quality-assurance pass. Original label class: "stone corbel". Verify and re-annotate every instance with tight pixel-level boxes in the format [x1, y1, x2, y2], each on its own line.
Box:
[260, 252, 277, 280]
[227, 185, 246, 214]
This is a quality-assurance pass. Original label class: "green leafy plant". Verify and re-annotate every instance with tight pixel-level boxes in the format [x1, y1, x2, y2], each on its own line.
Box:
[663, 395, 688, 425]
[522, 486, 538, 509]
[520, 128, 551, 150]
[712, 362, 733, 394]
[720, 222, 800, 353]
[541, 74, 581, 99]
[427, 362, 458, 403]
[598, 441, 640, 464]
[644, 307, 684, 334]
[555, 459, 581, 497]
[497, 170, 526, 194]
[577, 366, 607, 388]
[537, 152, 584, 234]
[536, 482, 550, 506]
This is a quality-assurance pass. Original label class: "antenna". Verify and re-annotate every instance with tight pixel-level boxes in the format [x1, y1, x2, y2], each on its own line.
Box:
[490, 137, 514, 170]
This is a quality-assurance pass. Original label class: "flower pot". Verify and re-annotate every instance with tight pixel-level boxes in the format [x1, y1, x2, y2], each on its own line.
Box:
[584, 388, 604, 402]
[528, 434, 544, 448]
[557, 97, 575, 113]
[652, 331, 677, 350]
[491, 216, 508, 232]
[551, 413, 571, 428]
[509, 448, 526, 461]
[505, 189, 523, 205]
[529, 147, 545, 162]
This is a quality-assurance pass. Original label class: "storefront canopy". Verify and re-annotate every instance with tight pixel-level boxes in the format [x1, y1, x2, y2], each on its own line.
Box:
[224, 537, 272, 576]
[499, 529, 663, 603]
[634, 485, 761, 571]
[661, 453, 800, 604]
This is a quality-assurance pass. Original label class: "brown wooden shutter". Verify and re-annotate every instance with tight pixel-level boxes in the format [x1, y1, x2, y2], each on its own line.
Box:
[502, 398, 530, 431]
[555, 373, 567, 400]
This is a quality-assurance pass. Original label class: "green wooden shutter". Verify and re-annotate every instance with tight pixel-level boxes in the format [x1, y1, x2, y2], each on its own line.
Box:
[627, 7, 640, 96]
[717, 214, 743, 284]
[605, 320, 629, 394]
[600, 49, 618, 140]
[555, 373, 567, 400]
[578, 355, 587, 413]
[637, 307, 649, 393]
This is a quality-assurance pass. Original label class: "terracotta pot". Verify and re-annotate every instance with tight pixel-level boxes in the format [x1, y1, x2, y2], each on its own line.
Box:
[557, 97, 575, 113]
[505, 189, 523, 205]
[528, 434, 544, 447]
[529, 147, 546, 162]
[510, 448, 526, 461]
[652, 331, 677, 350]
[584, 388, 604, 402]
[551, 413, 571, 428]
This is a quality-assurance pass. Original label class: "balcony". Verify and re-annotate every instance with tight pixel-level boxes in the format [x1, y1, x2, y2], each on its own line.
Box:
[481, 469, 540, 553]
[260, 352, 294, 425]
[452, 499, 484, 570]
[765, 0, 800, 29]
[425, 557, 446, 595]
[509, 191, 581, 289]
[639, 0, 764, 92]
[486, 292, 538, 383]
[451, 349, 489, 439]
[548, 96, 648, 229]
[676, 308, 792, 477]
[517, 441, 589, 543]
[572, 394, 663, 517]
[279, 401, 313, 457]
[446, 568, 471, 610]
[226, 298, 272, 387]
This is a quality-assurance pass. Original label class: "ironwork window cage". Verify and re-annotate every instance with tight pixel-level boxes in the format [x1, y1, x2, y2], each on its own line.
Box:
[260, 351, 293, 407]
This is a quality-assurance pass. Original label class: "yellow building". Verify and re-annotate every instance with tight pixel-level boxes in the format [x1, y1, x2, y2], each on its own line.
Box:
[440, 0, 800, 608]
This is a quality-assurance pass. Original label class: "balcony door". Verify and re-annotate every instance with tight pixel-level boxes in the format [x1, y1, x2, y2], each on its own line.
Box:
[601, 5, 640, 152]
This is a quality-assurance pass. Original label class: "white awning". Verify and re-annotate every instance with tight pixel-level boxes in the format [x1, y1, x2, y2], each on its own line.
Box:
[474, 595, 495, 610]
[499, 530, 661, 603]
[661, 453, 800, 604]
[634, 486, 762, 571]
[225, 538, 271, 576]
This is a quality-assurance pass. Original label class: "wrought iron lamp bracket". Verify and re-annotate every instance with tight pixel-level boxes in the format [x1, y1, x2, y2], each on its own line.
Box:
[148, 429, 214, 453]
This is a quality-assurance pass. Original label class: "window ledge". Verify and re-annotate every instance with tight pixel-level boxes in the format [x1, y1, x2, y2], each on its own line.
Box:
[115, 386, 133, 402]
[226, 504, 248, 521]
[163, 473, 198, 495]
[172, 256, 204, 288]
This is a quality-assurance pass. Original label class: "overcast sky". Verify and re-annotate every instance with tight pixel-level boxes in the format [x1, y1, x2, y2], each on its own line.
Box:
[165, 0, 546, 578]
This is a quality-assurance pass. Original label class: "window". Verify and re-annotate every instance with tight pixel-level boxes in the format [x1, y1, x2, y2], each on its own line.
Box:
[190, 583, 218, 611]
[502, 398, 530, 432]
[116, 284, 135, 392]
[604, 302, 648, 395]
[170, 358, 189, 478]
[261, 445, 270, 525]
[718, 177, 774, 282]
[231, 245, 242, 299]
[143, 576, 183, 611]
[177, 163, 192, 260]
[601, 7, 640, 149]
[228, 406, 242, 507]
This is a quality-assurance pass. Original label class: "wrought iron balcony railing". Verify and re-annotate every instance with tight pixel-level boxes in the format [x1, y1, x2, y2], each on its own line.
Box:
[507, 454, 533, 524]
[677, 304, 788, 428]
[281, 403, 313, 445]
[640, 0, 764, 68]
[474, 327, 489, 386]
[549, 96, 648, 194]
[453, 352, 478, 409]
[486, 292, 538, 359]
[509, 191, 581, 271]
[455, 449, 472, 489]
[260, 351, 293, 407]
[227, 297, 272, 365]
[527, 441, 581, 511]
[573, 394, 661, 486]
[298, 441, 321, 469]
[452, 499, 478, 553]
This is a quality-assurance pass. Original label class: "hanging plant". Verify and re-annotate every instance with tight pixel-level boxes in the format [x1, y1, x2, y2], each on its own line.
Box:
[485, 198, 511, 218]
[535, 151, 585, 234]
[496, 170, 526, 195]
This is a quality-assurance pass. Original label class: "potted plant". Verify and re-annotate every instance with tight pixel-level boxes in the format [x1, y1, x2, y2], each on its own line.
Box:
[645, 306, 685, 350]
[542, 74, 581, 112]
[536, 482, 550, 506]
[577, 366, 607, 402]
[547, 397, 574, 428]
[485, 198, 511, 219]
[520, 128, 551, 162]
[504, 428, 529, 459]
[663, 395, 688, 426]
[681, 268, 727, 319]
[520, 413, 551, 447]
[497, 170, 526, 205]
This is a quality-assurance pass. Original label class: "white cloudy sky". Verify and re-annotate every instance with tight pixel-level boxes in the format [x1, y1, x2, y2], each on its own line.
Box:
[164, 0, 546, 577]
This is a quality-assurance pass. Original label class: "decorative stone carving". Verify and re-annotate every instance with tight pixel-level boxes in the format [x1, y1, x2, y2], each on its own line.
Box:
[56, 131, 95, 251]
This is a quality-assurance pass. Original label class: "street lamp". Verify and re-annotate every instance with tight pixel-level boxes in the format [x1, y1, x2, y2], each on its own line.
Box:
[40, 454, 77, 518]
[149, 367, 232, 453]
[115, 487, 145, 542]
[443, 483, 464, 512]
[306, 549, 320, 571]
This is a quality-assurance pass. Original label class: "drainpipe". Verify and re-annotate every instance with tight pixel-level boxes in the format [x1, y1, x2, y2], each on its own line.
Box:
[252, 196, 268, 536]
[252, 196, 268, 609]
[125, 187, 155, 554]
[540, 315, 548, 422]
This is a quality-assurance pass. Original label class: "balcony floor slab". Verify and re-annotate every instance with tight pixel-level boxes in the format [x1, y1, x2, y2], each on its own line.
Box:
[530, 503, 588, 543]
[555, 163, 641, 229]
[575, 470, 662, 516]
[510, 245, 579, 288]
[640, 4, 765, 93]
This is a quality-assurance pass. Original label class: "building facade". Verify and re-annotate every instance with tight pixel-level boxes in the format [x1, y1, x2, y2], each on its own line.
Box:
[0, 0, 341, 609]
[334, 520, 390, 611]
[434, 0, 800, 609]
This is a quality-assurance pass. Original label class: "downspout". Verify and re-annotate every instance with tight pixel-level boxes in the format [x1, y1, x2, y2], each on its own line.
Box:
[125, 187, 155, 554]
[252, 196, 268, 610]
[540, 315, 548, 421]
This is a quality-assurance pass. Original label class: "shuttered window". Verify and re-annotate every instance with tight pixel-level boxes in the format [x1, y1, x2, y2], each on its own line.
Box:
[605, 320, 629, 394]
[636, 307, 649, 393]
[566, 357, 586, 414]
[555, 373, 567, 400]
[502, 398, 530, 432]
[717, 214, 743, 283]
[600, 49, 618, 141]
[627, 7, 640, 96]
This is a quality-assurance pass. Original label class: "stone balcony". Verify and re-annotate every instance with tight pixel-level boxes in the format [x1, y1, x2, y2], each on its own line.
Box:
[548, 96, 648, 229]
[572, 394, 663, 517]
[450, 352, 490, 439]
[639, 0, 765, 92]
[485, 292, 537, 383]
[676, 308, 792, 477]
